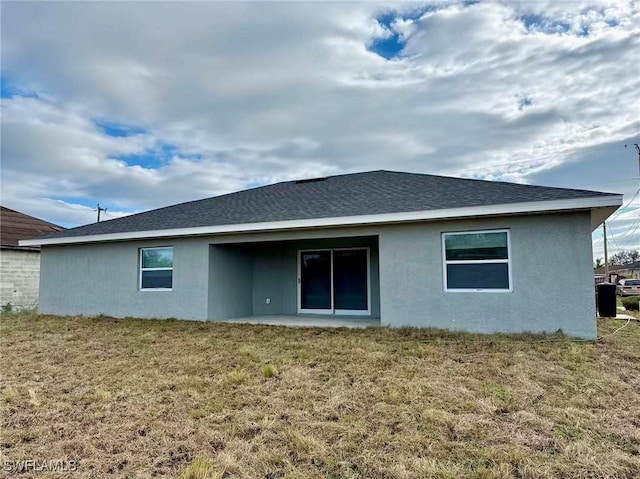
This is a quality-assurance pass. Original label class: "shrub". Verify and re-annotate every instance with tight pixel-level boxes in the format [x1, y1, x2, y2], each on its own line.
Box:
[621, 296, 640, 311]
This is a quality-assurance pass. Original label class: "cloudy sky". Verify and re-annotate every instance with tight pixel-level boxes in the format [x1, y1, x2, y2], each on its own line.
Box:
[1, 0, 639, 260]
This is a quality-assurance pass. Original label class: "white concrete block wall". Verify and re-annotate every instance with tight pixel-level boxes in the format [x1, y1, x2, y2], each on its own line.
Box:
[0, 248, 41, 310]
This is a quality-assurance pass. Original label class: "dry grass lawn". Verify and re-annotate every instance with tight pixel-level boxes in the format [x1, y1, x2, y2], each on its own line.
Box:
[1, 313, 639, 479]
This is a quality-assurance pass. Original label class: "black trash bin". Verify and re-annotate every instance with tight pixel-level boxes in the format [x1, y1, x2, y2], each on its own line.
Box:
[597, 283, 617, 318]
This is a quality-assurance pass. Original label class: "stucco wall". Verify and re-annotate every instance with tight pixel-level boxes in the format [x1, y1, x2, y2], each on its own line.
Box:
[377, 212, 596, 338]
[208, 245, 253, 320]
[39, 239, 210, 320]
[38, 211, 596, 337]
[38, 233, 380, 320]
[0, 248, 41, 310]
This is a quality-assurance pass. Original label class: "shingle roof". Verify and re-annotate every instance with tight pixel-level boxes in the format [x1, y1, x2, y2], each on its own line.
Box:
[594, 261, 640, 274]
[1, 206, 64, 248]
[36, 170, 618, 241]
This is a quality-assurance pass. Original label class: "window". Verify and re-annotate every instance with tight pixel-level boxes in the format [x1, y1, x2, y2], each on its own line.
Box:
[442, 230, 511, 292]
[140, 247, 173, 290]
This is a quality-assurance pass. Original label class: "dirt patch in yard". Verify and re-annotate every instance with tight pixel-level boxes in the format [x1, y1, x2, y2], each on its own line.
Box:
[1, 314, 639, 478]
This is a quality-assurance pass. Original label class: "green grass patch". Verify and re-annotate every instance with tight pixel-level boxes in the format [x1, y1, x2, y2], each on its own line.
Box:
[261, 363, 278, 378]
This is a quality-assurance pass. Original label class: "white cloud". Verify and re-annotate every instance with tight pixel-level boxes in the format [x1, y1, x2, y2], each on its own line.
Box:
[0, 0, 639, 247]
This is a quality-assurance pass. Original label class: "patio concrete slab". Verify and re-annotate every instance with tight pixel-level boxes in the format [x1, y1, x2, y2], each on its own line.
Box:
[221, 315, 380, 328]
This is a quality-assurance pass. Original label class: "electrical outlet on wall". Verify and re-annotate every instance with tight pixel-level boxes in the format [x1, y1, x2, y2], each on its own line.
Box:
[266, 298, 271, 304]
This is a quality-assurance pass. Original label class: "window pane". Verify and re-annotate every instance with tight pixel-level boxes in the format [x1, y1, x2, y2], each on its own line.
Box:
[301, 252, 332, 309]
[447, 263, 509, 290]
[141, 270, 173, 289]
[333, 250, 368, 310]
[445, 232, 508, 261]
[142, 247, 173, 268]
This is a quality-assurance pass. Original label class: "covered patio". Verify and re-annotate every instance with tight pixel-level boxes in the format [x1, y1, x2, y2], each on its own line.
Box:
[208, 235, 381, 323]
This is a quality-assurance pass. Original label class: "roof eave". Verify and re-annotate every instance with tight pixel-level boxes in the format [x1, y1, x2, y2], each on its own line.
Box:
[1, 244, 41, 251]
[19, 195, 623, 247]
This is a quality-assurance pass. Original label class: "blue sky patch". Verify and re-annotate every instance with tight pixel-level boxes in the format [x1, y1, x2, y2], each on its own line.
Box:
[94, 119, 147, 137]
[115, 143, 202, 168]
[578, 24, 591, 37]
[518, 96, 533, 110]
[520, 14, 573, 35]
[369, 6, 438, 60]
[54, 196, 100, 209]
[0, 76, 40, 99]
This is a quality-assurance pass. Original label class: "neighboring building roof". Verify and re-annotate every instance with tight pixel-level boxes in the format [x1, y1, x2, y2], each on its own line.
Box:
[21, 170, 622, 246]
[594, 261, 640, 275]
[1, 206, 64, 250]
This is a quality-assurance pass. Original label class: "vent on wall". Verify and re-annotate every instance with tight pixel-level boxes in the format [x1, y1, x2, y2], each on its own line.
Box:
[295, 177, 327, 184]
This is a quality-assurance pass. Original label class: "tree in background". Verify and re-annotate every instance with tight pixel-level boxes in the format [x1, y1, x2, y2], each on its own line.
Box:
[609, 249, 640, 266]
[594, 258, 604, 269]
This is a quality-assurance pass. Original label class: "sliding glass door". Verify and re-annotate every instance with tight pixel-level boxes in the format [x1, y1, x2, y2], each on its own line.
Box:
[333, 249, 368, 313]
[298, 248, 370, 315]
[299, 251, 333, 313]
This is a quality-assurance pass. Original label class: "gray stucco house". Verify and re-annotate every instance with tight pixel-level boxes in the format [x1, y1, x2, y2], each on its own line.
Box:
[22, 170, 621, 338]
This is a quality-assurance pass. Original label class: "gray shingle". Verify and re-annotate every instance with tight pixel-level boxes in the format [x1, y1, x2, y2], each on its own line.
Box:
[37, 170, 617, 240]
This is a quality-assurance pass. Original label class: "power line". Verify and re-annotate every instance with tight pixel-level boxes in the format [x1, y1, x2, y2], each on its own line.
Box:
[607, 222, 624, 254]
[61, 203, 110, 227]
[617, 216, 640, 244]
[61, 208, 97, 227]
[624, 143, 640, 176]
[625, 220, 640, 244]
[608, 186, 640, 223]
[612, 210, 640, 241]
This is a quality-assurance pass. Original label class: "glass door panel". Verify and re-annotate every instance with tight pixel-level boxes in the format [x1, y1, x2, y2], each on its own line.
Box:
[300, 251, 332, 311]
[333, 249, 368, 311]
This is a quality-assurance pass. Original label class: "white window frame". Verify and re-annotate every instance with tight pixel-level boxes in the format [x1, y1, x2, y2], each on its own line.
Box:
[442, 229, 512, 293]
[139, 246, 173, 291]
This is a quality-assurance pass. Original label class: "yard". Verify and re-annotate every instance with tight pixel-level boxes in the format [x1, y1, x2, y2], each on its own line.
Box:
[1, 314, 639, 479]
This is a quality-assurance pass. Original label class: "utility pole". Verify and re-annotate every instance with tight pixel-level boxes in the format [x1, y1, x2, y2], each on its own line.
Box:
[96, 204, 107, 222]
[604, 221, 609, 281]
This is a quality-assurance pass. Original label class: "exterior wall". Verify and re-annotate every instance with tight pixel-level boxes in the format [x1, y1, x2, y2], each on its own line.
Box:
[378, 212, 597, 339]
[39, 238, 210, 320]
[250, 236, 380, 317]
[0, 248, 41, 310]
[37, 211, 597, 338]
[208, 245, 253, 320]
[617, 268, 640, 279]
